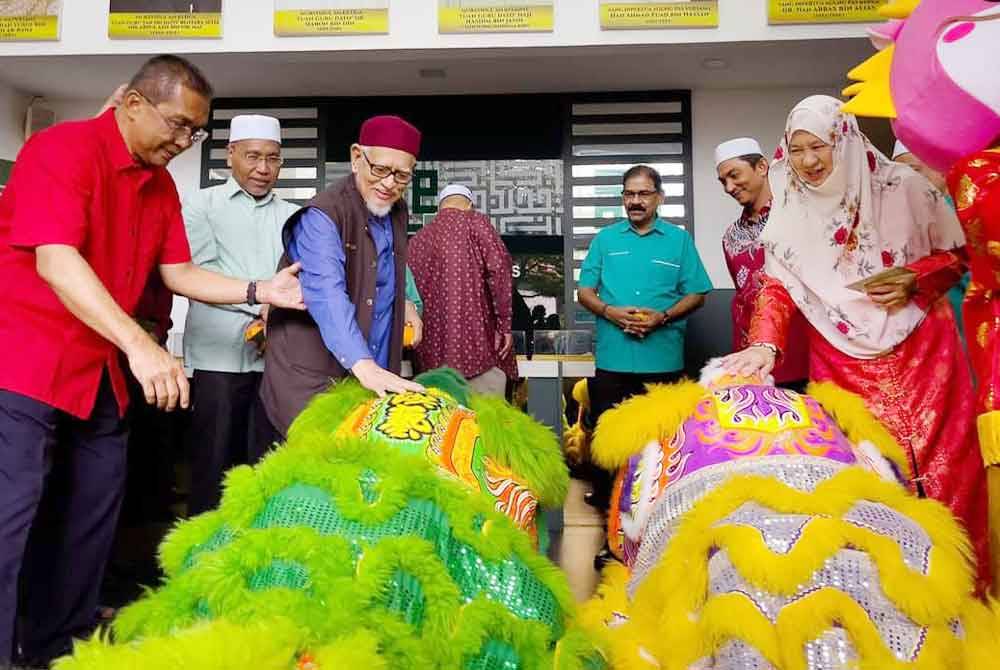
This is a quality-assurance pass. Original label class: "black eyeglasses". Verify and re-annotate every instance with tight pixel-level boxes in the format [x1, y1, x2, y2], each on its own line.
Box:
[136, 91, 208, 144]
[622, 189, 660, 200]
[242, 152, 284, 169]
[362, 151, 413, 185]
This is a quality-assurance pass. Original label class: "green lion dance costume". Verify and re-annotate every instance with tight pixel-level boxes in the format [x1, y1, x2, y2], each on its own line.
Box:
[55, 369, 601, 670]
[575, 364, 1000, 670]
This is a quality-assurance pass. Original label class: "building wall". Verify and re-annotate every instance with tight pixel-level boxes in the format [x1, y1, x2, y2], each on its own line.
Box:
[0, 3, 869, 58]
[0, 81, 28, 162]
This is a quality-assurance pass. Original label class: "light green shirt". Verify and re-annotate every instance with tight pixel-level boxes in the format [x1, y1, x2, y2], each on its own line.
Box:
[579, 218, 713, 374]
[182, 178, 298, 373]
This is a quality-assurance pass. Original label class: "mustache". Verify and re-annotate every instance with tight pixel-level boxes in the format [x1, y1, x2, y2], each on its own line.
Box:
[627, 205, 646, 212]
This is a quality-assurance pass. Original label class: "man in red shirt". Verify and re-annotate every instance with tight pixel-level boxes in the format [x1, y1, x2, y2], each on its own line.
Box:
[408, 184, 516, 396]
[0, 55, 303, 668]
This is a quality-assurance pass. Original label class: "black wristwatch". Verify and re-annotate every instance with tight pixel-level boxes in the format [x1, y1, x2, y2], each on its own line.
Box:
[246, 280, 258, 306]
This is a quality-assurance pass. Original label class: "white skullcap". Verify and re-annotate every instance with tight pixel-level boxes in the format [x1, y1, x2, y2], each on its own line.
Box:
[437, 184, 474, 205]
[229, 115, 282, 144]
[714, 137, 764, 167]
[892, 139, 910, 160]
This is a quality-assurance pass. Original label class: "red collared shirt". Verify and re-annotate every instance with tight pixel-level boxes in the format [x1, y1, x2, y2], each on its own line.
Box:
[0, 109, 191, 418]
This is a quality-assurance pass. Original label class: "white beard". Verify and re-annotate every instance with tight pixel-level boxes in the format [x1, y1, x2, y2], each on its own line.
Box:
[365, 198, 393, 217]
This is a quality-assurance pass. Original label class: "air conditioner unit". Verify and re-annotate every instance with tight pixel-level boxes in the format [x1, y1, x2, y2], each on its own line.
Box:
[24, 99, 56, 141]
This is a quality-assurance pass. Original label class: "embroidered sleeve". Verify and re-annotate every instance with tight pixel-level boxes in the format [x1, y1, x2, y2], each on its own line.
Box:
[747, 274, 796, 355]
[906, 249, 968, 311]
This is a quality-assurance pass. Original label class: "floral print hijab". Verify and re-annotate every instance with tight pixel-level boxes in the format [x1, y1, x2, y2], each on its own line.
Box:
[760, 95, 965, 359]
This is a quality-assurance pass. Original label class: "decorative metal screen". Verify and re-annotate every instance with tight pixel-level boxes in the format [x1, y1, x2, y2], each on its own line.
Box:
[325, 159, 563, 235]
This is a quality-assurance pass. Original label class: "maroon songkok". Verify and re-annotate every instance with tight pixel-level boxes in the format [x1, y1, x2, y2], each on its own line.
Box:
[358, 115, 422, 157]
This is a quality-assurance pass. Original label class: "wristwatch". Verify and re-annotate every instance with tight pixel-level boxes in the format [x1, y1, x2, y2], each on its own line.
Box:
[751, 342, 779, 356]
[246, 280, 258, 307]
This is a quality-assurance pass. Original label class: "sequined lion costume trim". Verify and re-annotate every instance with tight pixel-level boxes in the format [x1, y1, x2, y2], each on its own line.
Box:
[578, 374, 999, 669]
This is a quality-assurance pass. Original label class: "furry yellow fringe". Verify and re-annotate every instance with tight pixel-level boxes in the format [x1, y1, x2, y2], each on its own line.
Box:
[579, 468, 992, 669]
[807, 381, 913, 479]
[977, 410, 1000, 467]
[590, 381, 704, 471]
[589, 380, 908, 476]
[564, 381, 592, 466]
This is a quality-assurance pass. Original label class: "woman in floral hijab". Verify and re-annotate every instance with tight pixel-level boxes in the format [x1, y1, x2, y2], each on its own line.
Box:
[725, 95, 990, 591]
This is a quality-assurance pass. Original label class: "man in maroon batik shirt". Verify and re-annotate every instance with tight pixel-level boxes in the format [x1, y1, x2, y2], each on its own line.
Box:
[409, 184, 516, 396]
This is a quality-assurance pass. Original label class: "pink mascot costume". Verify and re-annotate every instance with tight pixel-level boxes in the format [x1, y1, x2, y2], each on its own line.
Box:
[844, 0, 1000, 589]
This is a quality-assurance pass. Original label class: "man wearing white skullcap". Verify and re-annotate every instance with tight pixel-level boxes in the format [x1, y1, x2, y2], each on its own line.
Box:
[715, 137, 809, 387]
[181, 113, 300, 514]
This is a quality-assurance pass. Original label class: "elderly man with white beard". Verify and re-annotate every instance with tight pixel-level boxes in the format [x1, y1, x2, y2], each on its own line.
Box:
[255, 116, 425, 453]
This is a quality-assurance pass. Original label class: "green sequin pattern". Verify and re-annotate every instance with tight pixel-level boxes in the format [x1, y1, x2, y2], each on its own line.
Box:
[57, 383, 602, 670]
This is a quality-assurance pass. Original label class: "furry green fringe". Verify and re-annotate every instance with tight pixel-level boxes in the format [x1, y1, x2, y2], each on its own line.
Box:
[468, 393, 569, 507]
[414, 367, 472, 407]
[282, 372, 569, 508]
[66, 430, 595, 670]
[54, 620, 388, 670]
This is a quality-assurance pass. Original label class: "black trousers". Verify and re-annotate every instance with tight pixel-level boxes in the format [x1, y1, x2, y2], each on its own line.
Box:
[187, 370, 262, 516]
[585, 368, 684, 430]
[0, 373, 127, 666]
[250, 394, 283, 465]
[120, 370, 176, 525]
[581, 368, 683, 510]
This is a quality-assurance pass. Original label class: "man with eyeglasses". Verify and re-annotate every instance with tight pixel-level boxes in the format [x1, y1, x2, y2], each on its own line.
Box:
[576, 164, 712, 506]
[257, 115, 425, 452]
[0, 55, 305, 670]
[179, 114, 298, 515]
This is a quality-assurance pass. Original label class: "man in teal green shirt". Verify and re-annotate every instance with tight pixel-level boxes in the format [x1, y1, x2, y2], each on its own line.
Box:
[578, 165, 712, 434]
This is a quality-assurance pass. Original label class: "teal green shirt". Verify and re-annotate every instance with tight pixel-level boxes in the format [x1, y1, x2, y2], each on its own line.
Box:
[579, 219, 712, 374]
[948, 272, 970, 340]
[405, 266, 422, 315]
[182, 178, 298, 373]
